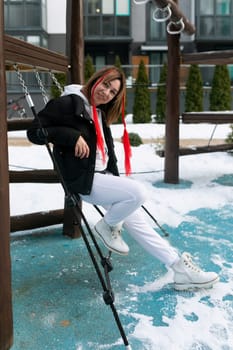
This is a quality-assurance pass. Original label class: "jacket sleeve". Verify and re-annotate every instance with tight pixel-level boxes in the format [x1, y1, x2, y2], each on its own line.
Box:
[27, 95, 82, 147]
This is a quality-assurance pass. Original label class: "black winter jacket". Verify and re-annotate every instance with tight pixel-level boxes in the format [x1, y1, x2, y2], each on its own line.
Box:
[27, 94, 119, 195]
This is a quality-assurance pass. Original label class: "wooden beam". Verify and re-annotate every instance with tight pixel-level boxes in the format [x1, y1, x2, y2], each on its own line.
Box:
[10, 208, 82, 239]
[4, 34, 69, 73]
[0, 1, 13, 348]
[157, 143, 233, 157]
[10, 209, 64, 232]
[182, 112, 233, 124]
[9, 170, 59, 183]
[179, 144, 233, 155]
[182, 50, 233, 65]
[7, 118, 34, 131]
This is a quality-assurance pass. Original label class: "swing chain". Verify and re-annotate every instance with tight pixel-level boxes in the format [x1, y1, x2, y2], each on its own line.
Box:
[167, 17, 185, 35]
[49, 71, 64, 94]
[152, 4, 172, 23]
[14, 64, 29, 96]
[13, 64, 34, 108]
[34, 69, 49, 104]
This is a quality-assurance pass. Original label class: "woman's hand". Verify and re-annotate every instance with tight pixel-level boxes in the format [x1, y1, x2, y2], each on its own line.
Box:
[75, 136, 90, 158]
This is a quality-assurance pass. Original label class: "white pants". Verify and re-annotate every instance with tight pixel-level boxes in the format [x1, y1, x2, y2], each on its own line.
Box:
[81, 172, 179, 266]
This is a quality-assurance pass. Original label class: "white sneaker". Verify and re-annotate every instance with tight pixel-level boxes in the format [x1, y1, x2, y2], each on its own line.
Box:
[172, 252, 219, 291]
[94, 218, 129, 255]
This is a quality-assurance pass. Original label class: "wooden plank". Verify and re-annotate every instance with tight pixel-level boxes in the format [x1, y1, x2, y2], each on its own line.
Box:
[4, 34, 69, 73]
[10, 209, 64, 232]
[9, 170, 59, 183]
[0, 1, 13, 348]
[7, 118, 34, 131]
[182, 112, 233, 124]
[10, 208, 82, 238]
[157, 143, 233, 157]
[182, 50, 233, 65]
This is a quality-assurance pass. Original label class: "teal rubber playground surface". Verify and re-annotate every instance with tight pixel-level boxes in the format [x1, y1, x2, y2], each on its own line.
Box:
[10, 175, 233, 350]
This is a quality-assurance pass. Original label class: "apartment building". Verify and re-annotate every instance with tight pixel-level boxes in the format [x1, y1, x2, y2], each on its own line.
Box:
[4, 0, 233, 106]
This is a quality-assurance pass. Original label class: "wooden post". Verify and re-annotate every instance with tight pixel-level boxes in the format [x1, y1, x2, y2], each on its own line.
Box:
[64, 0, 84, 238]
[66, 0, 84, 84]
[164, 0, 180, 183]
[0, 1, 13, 349]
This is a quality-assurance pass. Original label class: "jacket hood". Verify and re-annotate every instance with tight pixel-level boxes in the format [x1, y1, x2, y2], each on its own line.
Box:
[62, 84, 91, 114]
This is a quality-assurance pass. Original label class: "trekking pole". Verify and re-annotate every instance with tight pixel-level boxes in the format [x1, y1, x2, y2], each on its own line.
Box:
[141, 205, 169, 237]
[14, 65, 132, 349]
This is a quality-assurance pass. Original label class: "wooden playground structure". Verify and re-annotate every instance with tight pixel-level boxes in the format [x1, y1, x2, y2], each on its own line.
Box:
[1, 0, 233, 349]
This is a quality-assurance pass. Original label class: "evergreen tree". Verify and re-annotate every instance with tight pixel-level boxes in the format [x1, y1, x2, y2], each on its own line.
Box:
[155, 63, 167, 123]
[209, 65, 231, 111]
[84, 54, 95, 83]
[185, 64, 203, 112]
[133, 60, 151, 123]
[114, 55, 122, 70]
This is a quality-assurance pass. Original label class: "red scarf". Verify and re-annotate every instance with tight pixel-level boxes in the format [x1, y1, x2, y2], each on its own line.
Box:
[121, 94, 132, 175]
[91, 104, 106, 163]
[91, 77, 132, 176]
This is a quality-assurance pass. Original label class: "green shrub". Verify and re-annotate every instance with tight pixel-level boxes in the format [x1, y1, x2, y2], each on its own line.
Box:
[156, 63, 167, 123]
[128, 132, 143, 146]
[84, 54, 95, 83]
[209, 65, 231, 111]
[226, 124, 233, 144]
[185, 64, 203, 112]
[133, 60, 151, 123]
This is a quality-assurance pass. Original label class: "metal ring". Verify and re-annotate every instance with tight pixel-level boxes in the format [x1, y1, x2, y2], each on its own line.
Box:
[152, 5, 172, 23]
[133, 0, 150, 5]
[167, 17, 185, 35]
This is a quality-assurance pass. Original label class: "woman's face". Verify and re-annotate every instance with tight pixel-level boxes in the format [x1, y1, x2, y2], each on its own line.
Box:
[92, 79, 121, 106]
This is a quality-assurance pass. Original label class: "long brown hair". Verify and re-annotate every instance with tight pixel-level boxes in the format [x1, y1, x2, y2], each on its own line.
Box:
[82, 66, 126, 126]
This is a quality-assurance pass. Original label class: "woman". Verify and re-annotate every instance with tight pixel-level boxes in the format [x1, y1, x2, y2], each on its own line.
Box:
[27, 66, 219, 291]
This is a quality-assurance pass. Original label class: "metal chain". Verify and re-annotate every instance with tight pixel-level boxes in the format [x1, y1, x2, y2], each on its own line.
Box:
[13, 64, 34, 108]
[152, 4, 172, 23]
[49, 71, 64, 95]
[34, 69, 49, 104]
[13, 64, 29, 95]
[167, 17, 185, 35]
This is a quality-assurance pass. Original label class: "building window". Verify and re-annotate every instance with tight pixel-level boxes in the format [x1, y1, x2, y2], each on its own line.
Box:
[216, 16, 231, 35]
[27, 35, 41, 46]
[4, 0, 45, 29]
[116, 0, 130, 15]
[148, 3, 166, 41]
[200, 0, 214, 15]
[216, 0, 231, 15]
[8, 3, 24, 27]
[103, 16, 114, 35]
[85, 0, 130, 37]
[197, 0, 233, 39]
[88, 0, 101, 15]
[103, 0, 114, 14]
[200, 17, 215, 36]
[116, 16, 130, 35]
[88, 16, 101, 35]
